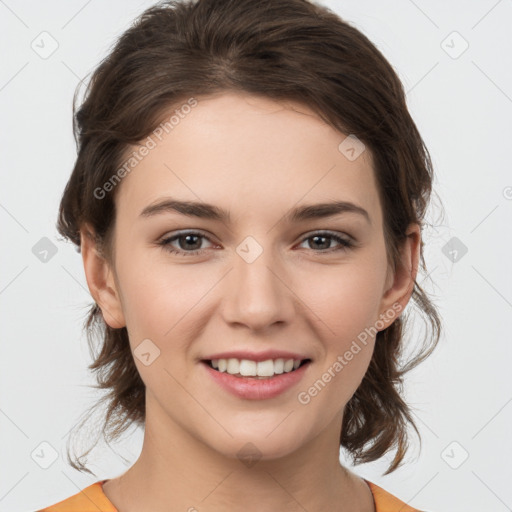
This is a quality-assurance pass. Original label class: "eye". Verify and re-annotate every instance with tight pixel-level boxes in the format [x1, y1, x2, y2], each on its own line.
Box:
[157, 231, 216, 256]
[157, 230, 354, 256]
[297, 231, 354, 253]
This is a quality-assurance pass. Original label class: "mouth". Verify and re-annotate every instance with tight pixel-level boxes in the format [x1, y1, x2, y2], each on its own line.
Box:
[200, 357, 312, 400]
[200, 358, 312, 379]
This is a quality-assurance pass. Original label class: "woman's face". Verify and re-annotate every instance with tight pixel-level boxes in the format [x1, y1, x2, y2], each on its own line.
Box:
[85, 91, 416, 462]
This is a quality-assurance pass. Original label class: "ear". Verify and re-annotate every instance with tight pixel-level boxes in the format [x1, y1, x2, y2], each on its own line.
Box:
[80, 223, 126, 329]
[376, 223, 421, 330]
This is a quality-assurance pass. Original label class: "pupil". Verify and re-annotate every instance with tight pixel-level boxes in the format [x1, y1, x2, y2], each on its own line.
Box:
[182, 234, 200, 250]
[311, 235, 329, 250]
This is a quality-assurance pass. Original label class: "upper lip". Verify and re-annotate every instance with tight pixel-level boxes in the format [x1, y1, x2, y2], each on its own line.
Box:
[201, 350, 312, 363]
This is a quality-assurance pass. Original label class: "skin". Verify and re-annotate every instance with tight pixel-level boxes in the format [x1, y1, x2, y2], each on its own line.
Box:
[80, 91, 420, 512]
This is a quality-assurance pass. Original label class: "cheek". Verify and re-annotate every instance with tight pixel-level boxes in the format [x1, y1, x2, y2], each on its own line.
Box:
[114, 262, 202, 387]
[291, 258, 386, 404]
[295, 273, 380, 416]
[114, 240, 203, 329]
[294, 257, 386, 343]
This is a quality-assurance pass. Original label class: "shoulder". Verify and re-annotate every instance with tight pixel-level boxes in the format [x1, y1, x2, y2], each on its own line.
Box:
[36, 480, 117, 512]
[365, 479, 427, 512]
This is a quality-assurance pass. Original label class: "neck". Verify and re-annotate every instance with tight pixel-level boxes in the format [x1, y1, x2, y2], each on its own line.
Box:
[104, 395, 375, 512]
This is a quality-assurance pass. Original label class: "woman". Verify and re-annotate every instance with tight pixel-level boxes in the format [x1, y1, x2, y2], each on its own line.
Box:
[38, 0, 441, 510]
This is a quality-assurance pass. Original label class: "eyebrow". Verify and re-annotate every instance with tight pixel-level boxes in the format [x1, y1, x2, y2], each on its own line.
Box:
[139, 197, 371, 225]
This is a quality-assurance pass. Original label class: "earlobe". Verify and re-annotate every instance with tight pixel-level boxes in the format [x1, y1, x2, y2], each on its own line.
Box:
[377, 223, 421, 330]
[80, 223, 126, 329]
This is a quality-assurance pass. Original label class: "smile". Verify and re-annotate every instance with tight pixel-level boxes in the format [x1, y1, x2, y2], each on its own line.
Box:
[201, 359, 312, 400]
[204, 357, 311, 378]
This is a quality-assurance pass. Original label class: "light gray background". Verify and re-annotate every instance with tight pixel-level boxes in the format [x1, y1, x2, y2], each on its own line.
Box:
[1, 1, 511, 511]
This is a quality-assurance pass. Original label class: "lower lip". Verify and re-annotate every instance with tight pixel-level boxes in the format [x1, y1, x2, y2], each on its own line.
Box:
[201, 361, 311, 400]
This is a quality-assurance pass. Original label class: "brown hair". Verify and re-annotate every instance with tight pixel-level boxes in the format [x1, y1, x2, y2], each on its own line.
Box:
[57, 0, 442, 476]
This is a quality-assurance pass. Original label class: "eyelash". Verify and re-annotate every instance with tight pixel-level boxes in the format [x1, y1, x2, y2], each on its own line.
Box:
[157, 230, 354, 256]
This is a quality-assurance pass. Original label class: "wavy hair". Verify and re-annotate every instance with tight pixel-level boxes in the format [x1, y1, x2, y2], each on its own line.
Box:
[56, 0, 443, 476]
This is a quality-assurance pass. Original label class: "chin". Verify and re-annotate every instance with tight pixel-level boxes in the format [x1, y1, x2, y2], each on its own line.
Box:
[206, 428, 309, 464]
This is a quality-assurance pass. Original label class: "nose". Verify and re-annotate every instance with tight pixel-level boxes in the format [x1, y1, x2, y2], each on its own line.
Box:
[221, 241, 295, 332]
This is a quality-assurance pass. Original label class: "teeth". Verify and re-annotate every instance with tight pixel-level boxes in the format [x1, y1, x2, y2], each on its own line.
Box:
[210, 358, 305, 377]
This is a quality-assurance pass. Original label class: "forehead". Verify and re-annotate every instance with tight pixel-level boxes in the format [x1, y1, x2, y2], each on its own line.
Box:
[114, 91, 381, 227]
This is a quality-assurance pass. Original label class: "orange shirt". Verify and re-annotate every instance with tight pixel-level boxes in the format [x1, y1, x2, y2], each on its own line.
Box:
[36, 478, 423, 511]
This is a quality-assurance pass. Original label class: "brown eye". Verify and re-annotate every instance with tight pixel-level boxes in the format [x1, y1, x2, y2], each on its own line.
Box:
[298, 232, 354, 253]
[158, 231, 214, 256]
